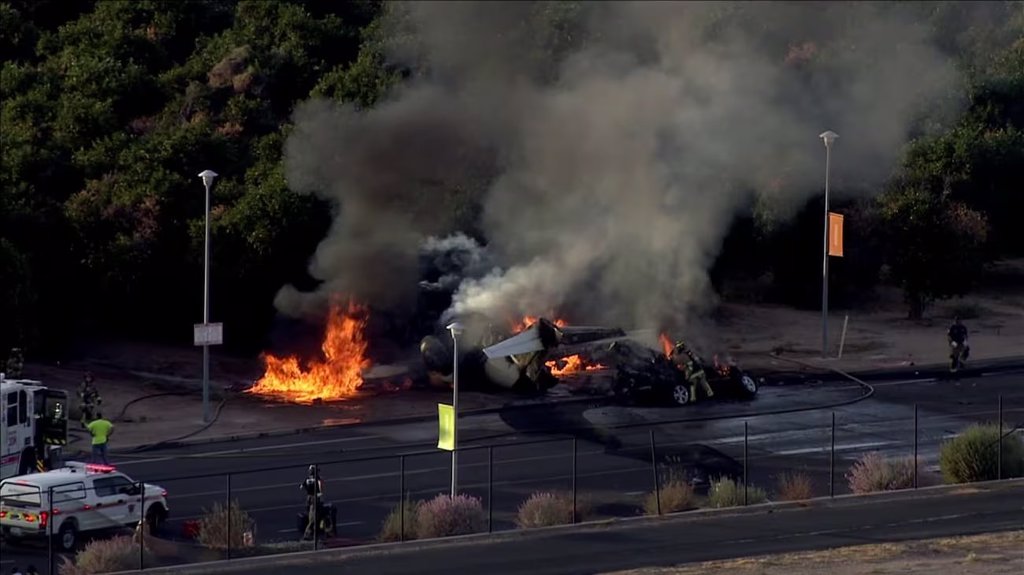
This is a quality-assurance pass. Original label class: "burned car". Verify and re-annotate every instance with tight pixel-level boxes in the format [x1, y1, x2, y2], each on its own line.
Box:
[603, 340, 758, 406]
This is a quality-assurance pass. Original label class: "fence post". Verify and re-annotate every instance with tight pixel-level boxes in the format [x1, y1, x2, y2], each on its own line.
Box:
[399, 455, 406, 542]
[571, 437, 578, 524]
[743, 421, 749, 506]
[226, 473, 232, 559]
[913, 405, 919, 489]
[649, 430, 661, 515]
[487, 446, 494, 533]
[138, 480, 145, 570]
[830, 412, 836, 498]
[998, 395, 1003, 480]
[48, 486, 54, 575]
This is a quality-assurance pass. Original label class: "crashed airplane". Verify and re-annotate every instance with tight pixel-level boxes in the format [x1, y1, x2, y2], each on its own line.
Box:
[419, 315, 633, 393]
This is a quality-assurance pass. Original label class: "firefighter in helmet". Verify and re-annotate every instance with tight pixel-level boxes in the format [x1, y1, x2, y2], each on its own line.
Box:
[78, 372, 102, 425]
[5, 347, 24, 378]
[300, 465, 325, 539]
[672, 341, 714, 401]
[947, 316, 970, 371]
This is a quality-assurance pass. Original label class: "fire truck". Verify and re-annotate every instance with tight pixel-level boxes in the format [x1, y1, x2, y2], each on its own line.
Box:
[1, 374, 69, 480]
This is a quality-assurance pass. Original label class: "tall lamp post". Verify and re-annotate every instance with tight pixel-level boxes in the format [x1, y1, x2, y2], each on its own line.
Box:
[819, 131, 838, 358]
[446, 321, 464, 498]
[198, 169, 218, 422]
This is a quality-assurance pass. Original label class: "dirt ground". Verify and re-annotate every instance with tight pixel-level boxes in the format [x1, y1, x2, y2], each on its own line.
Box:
[602, 530, 1024, 575]
[718, 282, 1024, 374]
[11, 265, 1023, 450]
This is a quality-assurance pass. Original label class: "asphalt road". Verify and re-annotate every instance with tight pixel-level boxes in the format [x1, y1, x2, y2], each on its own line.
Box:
[152, 479, 1024, 575]
[3, 367, 1023, 572]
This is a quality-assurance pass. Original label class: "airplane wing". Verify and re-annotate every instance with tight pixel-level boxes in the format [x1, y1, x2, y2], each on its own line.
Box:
[481, 319, 645, 359]
[482, 319, 560, 358]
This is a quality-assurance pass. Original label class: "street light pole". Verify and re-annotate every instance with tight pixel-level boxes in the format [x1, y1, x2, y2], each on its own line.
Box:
[819, 131, 838, 358]
[198, 169, 218, 423]
[447, 321, 464, 498]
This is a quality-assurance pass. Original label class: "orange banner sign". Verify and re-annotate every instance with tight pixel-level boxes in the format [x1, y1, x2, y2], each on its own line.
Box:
[828, 212, 844, 257]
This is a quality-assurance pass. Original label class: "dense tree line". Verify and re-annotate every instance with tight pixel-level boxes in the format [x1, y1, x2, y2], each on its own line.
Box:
[1, 1, 1022, 358]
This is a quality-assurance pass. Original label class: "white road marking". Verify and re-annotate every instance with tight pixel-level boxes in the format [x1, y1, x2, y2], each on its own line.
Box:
[774, 441, 894, 456]
[868, 378, 937, 387]
[116, 435, 385, 466]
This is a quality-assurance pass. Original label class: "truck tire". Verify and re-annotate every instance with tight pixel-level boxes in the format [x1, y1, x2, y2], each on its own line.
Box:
[56, 521, 79, 552]
[146, 504, 168, 536]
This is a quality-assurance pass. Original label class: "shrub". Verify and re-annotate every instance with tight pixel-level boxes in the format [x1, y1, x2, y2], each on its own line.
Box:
[846, 452, 916, 494]
[939, 423, 1024, 484]
[58, 536, 153, 575]
[196, 500, 256, 550]
[413, 493, 486, 539]
[775, 472, 814, 501]
[643, 478, 696, 515]
[515, 491, 590, 528]
[708, 477, 767, 508]
[379, 497, 421, 542]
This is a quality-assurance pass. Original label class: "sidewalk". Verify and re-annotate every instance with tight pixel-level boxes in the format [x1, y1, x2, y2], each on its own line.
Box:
[34, 364, 591, 453]
[715, 290, 1024, 376]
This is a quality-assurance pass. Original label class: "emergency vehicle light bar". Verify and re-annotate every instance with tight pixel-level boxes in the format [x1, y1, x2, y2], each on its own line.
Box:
[64, 462, 117, 473]
[84, 463, 116, 473]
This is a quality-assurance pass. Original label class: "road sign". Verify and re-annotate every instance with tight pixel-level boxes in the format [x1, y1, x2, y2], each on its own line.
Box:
[828, 212, 844, 257]
[193, 323, 224, 346]
[437, 403, 455, 451]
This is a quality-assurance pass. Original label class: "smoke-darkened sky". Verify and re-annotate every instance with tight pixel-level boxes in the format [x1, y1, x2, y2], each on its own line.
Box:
[276, 1, 969, 332]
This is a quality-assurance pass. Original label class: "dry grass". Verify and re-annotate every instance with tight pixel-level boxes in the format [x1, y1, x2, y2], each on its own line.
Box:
[775, 472, 814, 501]
[600, 530, 1024, 575]
[643, 479, 697, 515]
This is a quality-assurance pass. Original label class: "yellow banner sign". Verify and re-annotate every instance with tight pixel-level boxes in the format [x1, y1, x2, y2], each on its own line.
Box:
[828, 212, 844, 257]
[437, 403, 454, 451]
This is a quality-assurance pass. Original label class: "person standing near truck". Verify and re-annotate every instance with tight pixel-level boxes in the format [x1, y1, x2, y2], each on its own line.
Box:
[86, 412, 114, 465]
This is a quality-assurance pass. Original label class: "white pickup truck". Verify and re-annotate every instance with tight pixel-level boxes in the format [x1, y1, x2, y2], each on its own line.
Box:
[0, 462, 169, 551]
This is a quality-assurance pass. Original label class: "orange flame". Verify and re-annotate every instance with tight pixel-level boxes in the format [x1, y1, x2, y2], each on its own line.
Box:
[659, 332, 673, 358]
[545, 354, 607, 376]
[247, 300, 372, 404]
[510, 315, 568, 334]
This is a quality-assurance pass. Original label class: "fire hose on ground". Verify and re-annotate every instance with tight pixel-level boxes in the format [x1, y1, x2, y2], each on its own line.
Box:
[65, 390, 228, 455]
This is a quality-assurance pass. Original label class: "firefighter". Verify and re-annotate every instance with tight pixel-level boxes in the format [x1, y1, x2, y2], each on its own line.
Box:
[78, 372, 102, 424]
[5, 347, 24, 378]
[300, 465, 325, 540]
[673, 341, 714, 401]
[947, 316, 970, 371]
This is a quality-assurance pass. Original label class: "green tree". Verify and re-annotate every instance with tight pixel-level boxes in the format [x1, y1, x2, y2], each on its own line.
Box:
[878, 181, 989, 319]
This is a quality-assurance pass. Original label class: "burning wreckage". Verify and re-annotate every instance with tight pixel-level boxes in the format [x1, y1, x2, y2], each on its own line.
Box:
[419, 316, 759, 406]
[244, 240, 756, 405]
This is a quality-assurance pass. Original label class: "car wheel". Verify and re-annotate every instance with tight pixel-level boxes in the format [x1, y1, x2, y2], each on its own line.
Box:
[740, 374, 758, 395]
[146, 505, 167, 536]
[57, 521, 78, 552]
[670, 384, 690, 406]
